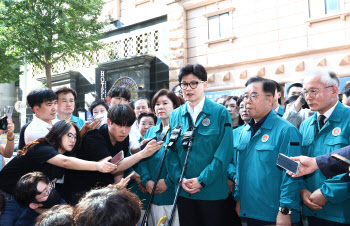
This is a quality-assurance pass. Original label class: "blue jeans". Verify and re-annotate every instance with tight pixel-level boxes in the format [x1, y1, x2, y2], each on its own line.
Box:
[0, 191, 25, 225]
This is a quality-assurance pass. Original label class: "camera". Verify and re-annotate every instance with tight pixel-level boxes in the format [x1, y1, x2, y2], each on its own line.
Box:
[0, 116, 8, 130]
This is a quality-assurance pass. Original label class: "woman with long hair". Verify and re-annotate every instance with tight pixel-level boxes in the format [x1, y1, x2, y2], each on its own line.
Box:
[0, 120, 116, 225]
[224, 96, 242, 129]
[140, 89, 181, 226]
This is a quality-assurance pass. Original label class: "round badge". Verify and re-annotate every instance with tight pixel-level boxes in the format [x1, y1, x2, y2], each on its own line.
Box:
[202, 118, 210, 126]
[332, 127, 341, 136]
[261, 134, 269, 142]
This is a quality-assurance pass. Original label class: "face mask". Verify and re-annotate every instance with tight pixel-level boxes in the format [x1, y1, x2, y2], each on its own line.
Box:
[37, 188, 61, 209]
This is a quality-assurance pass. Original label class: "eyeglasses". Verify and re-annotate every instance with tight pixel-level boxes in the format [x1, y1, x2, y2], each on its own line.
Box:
[302, 86, 333, 98]
[179, 81, 204, 90]
[37, 181, 54, 200]
[243, 93, 271, 102]
[66, 132, 77, 141]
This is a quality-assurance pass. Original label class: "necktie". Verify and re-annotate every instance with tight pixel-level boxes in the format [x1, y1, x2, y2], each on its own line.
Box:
[315, 114, 326, 136]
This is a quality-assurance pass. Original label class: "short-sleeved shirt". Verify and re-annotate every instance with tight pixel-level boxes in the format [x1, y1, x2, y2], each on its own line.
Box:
[0, 143, 60, 195]
[64, 124, 129, 194]
[24, 115, 59, 145]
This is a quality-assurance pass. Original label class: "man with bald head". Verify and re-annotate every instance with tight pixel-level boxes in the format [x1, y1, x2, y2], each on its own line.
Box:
[299, 68, 350, 225]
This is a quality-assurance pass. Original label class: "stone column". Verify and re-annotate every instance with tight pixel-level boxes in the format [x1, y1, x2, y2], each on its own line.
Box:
[167, 0, 187, 90]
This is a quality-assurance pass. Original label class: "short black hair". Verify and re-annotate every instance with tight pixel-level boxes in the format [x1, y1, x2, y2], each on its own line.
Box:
[134, 97, 151, 109]
[15, 172, 49, 206]
[137, 112, 157, 125]
[272, 80, 282, 93]
[73, 187, 142, 226]
[108, 105, 136, 127]
[27, 88, 58, 109]
[35, 205, 73, 226]
[287, 83, 303, 95]
[90, 99, 109, 115]
[55, 87, 77, 100]
[245, 76, 275, 97]
[178, 64, 207, 82]
[107, 86, 131, 101]
[341, 83, 350, 97]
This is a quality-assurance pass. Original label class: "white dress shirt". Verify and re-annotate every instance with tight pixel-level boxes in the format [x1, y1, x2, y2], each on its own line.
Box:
[187, 96, 205, 124]
[24, 115, 59, 145]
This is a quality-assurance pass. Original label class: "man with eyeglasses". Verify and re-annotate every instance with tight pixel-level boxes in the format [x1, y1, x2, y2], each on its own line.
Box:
[11, 172, 64, 226]
[235, 76, 302, 226]
[298, 68, 350, 225]
[165, 64, 233, 226]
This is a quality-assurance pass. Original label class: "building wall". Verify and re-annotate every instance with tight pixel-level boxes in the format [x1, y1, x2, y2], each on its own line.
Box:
[167, 0, 350, 96]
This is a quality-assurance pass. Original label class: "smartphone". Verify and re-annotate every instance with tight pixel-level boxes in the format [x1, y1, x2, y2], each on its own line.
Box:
[93, 114, 104, 121]
[140, 126, 170, 150]
[124, 171, 136, 180]
[109, 151, 124, 165]
[277, 153, 301, 175]
[331, 154, 350, 166]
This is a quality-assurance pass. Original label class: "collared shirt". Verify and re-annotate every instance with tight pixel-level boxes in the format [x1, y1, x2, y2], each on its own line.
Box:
[187, 96, 205, 124]
[56, 114, 85, 129]
[316, 101, 338, 123]
[24, 115, 59, 145]
[248, 112, 270, 138]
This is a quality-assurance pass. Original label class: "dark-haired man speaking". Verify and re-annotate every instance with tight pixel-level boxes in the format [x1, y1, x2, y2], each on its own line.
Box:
[166, 64, 233, 226]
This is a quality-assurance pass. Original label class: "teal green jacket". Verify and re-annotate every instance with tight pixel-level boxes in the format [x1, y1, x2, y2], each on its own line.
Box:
[227, 125, 244, 182]
[276, 104, 285, 117]
[300, 102, 350, 224]
[227, 125, 245, 199]
[56, 114, 85, 129]
[165, 98, 233, 200]
[235, 110, 301, 223]
[125, 136, 150, 208]
[140, 123, 175, 205]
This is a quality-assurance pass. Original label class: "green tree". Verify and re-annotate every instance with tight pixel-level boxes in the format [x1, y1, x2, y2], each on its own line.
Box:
[0, 0, 108, 88]
[0, 40, 22, 83]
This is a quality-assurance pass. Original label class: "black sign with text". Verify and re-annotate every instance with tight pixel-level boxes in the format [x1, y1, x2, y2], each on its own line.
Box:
[96, 68, 107, 99]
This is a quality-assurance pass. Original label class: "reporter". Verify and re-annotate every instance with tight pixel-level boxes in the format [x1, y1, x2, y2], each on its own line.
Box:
[0, 119, 15, 170]
[0, 120, 117, 225]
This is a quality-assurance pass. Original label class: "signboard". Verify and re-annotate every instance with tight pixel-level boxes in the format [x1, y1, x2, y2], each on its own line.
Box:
[96, 68, 107, 99]
[205, 89, 245, 102]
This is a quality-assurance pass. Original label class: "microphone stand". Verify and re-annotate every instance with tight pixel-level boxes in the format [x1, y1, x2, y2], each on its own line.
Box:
[168, 127, 195, 226]
[141, 146, 170, 226]
[141, 126, 181, 226]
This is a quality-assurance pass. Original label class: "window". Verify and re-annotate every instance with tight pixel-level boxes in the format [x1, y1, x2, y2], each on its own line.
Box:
[208, 13, 231, 40]
[308, 0, 340, 18]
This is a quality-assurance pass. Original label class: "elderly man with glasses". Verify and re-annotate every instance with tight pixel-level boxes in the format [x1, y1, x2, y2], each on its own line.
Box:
[235, 76, 302, 226]
[298, 68, 350, 225]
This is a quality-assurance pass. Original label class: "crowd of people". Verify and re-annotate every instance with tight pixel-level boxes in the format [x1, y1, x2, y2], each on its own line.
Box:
[0, 63, 350, 226]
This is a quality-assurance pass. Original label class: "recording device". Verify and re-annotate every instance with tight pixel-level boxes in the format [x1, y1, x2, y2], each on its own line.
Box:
[0, 116, 8, 130]
[93, 114, 104, 121]
[124, 171, 136, 180]
[182, 127, 194, 150]
[6, 106, 14, 121]
[277, 153, 301, 175]
[331, 154, 350, 166]
[167, 126, 181, 149]
[109, 150, 124, 165]
[140, 126, 170, 150]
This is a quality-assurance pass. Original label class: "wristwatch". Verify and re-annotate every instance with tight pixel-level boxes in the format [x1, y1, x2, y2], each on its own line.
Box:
[279, 206, 292, 215]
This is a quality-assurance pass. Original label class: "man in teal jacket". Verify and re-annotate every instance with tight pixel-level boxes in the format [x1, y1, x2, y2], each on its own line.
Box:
[165, 64, 233, 226]
[299, 68, 350, 225]
[235, 77, 301, 225]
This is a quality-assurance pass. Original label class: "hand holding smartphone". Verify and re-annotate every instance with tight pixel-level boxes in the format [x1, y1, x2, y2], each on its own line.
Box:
[109, 151, 124, 165]
[277, 153, 301, 175]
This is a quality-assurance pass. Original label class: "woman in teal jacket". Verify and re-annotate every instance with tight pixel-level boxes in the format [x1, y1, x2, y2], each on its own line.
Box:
[140, 89, 181, 226]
